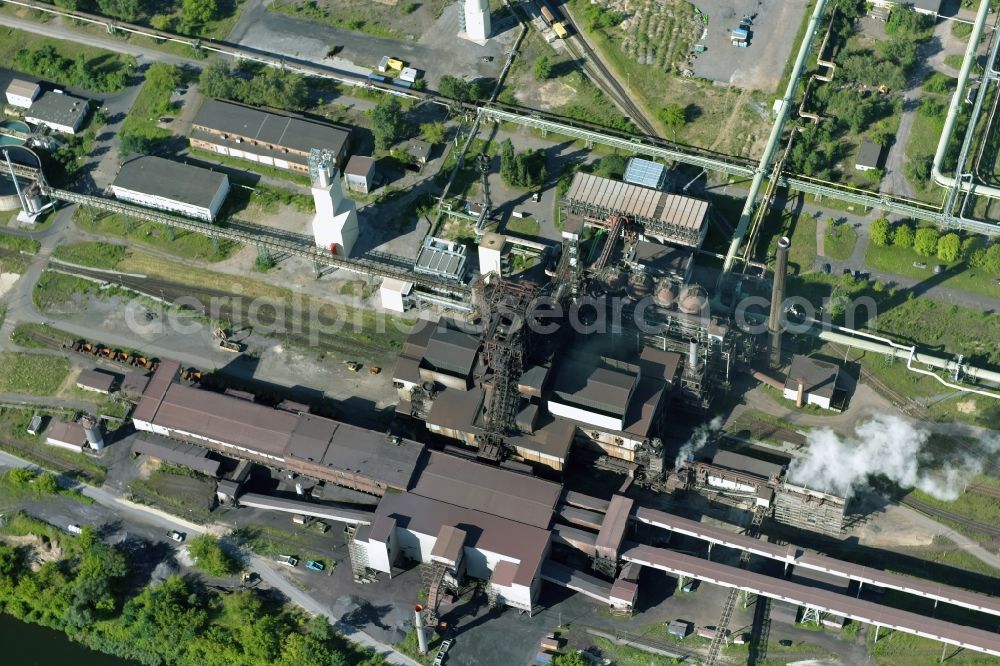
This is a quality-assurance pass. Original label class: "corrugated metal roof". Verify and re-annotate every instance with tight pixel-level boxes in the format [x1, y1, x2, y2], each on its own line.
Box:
[411, 451, 561, 529]
[711, 450, 782, 480]
[491, 559, 519, 587]
[6, 79, 39, 97]
[785, 355, 840, 399]
[595, 495, 633, 558]
[345, 155, 374, 178]
[132, 435, 222, 477]
[422, 318, 480, 377]
[113, 156, 228, 210]
[46, 420, 86, 446]
[430, 524, 467, 564]
[76, 368, 117, 392]
[551, 358, 636, 416]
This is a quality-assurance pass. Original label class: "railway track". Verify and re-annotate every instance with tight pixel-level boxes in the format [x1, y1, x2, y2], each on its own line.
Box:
[901, 496, 1000, 541]
[968, 483, 1000, 499]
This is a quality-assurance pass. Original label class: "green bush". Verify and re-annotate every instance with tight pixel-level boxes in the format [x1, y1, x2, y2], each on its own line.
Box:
[893, 223, 914, 249]
[869, 218, 891, 246]
[187, 534, 239, 576]
[914, 227, 939, 257]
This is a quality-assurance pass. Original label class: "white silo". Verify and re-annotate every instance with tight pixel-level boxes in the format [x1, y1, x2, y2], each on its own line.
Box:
[309, 149, 359, 257]
[80, 416, 104, 450]
[464, 0, 491, 41]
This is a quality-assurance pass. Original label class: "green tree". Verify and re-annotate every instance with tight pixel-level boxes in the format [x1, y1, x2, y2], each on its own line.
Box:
[914, 227, 939, 257]
[188, 535, 238, 576]
[893, 223, 914, 249]
[595, 153, 627, 179]
[276, 633, 330, 666]
[35, 472, 60, 494]
[534, 55, 553, 80]
[181, 0, 218, 29]
[658, 103, 686, 138]
[439, 75, 476, 101]
[119, 133, 153, 157]
[372, 96, 407, 150]
[886, 6, 931, 36]
[499, 138, 516, 184]
[96, 0, 145, 21]
[553, 652, 587, 666]
[420, 122, 446, 144]
[983, 243, 1000, 274]
[937, 233, 961, 263]
[199, 60, 236, 100]
[869, 218, 891, 246]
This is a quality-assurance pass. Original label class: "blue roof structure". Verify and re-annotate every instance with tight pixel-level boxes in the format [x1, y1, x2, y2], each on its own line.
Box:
[732, 28, 749, 39]
[623, 157, 666, 189]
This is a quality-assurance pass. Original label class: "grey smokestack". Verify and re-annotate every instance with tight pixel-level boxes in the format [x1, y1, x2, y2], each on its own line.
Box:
[688, 337, 700, 372]
[769, 236, 790, 369]
[414, 606, 428, 654]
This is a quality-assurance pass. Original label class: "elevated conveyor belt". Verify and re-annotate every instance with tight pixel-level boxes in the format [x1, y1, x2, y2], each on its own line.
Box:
[621, 543, 1000, 657]
[236, 492, 373, 525]
[635, 507, 1000, 618]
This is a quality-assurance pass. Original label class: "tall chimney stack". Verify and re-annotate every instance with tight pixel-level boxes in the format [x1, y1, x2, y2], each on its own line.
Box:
[414, 605, 428, 654]
[769, 236, 790, 369]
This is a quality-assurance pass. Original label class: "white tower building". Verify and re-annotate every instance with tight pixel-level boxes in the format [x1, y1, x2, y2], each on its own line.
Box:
[464, 0, 491, 41]
[309, 149, 359, 257]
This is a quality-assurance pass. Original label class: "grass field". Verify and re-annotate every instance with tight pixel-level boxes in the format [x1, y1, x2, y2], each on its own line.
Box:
[120, 63, 181, 150]
[52, 242, 127, 270]
[0, 234, 40, 255]
[0, 353, 70, 396]
[268, 0, 403, 38]
[505, 216, 540, 237]
[74, 208, 239, 262]
[865, 243, 1000, 299]
[823, 221, 858, 260]
[129, 469, 216, 523]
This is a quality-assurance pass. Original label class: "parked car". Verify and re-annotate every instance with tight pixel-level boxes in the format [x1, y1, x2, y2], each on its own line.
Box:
[843, 267, 853, 275]
[531, 192, 541, 202]
[821, 262, 831, 274]
[169, 531, 185, 542]
[681, 580, 699, 593]
[277, 555, 299, 567]
[913, 261, 927, 269]
[305, 560, 324, 571]
[67, 524, 83, 535]
[439, 639, 453, 653]
[778, 639, 793, 647]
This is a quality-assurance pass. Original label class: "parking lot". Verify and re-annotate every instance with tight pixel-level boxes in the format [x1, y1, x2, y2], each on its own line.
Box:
[690, 0, 811, 91]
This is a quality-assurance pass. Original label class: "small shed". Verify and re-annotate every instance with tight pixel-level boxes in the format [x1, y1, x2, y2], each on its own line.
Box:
[667, 619, 692, 639]
[5, 79, 40, 108]
[76, 368, 118, 394]
[855, 137, 882, 172]
[404, 139, 432, 168]
[380, 277, 413, 313]
[398, 67, 419, 83]
[344, 155, 376, 193]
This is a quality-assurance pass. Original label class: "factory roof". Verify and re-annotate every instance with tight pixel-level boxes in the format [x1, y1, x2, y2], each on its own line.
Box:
[491, 559, 519, 587]
[711, 450, 782, 480]
[344, 155, 374, 178]
[285, 414, 423, 489]
[623, 157, 666, 189]
[375, 490, 551, 587]
[46, 419, 87, 446]
[132, 434, 222, 477]
[595, 495, 633, 558]
[785, 355, 840, 399]
[422, 318, 480, 377]
[551, 358, 636, 417]
[26, 92, 88, 129]
[564, 172, 709, 241]
[638, 346, 682, 384]
[192, 99, 349, 157]
[75, 368, 117, 393]
[113, 156, 228, 210]
[121, 370, 151, 397]
[430, 524, 467, 564]
[132, 360, 181, 423]
[629, 241, 693, 277]
[411, 450, 561, 529]
[856, 137, 882, 170]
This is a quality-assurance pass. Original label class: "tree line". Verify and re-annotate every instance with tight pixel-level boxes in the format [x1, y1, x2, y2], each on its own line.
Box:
[0, 517, 386, 666]
[869, 217, 1000, 272]
[199, 61, 310, 113]
[13, 43, 133, 93]
[44, 0, 229, 37]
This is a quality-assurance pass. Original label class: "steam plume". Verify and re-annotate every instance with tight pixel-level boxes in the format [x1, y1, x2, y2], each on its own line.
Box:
[787, 414, 1000, 501]
[674, 416, 723, 470]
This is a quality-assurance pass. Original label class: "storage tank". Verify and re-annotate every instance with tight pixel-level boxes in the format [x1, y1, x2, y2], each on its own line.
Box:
[677, 284, 708, 315]
[80, 416, 104, 450]
[654, 279, 678, 308]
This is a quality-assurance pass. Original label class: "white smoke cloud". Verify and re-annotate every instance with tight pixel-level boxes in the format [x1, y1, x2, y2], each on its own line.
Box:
[674, 416, 723, 470]
[787, 414, 1000, 501]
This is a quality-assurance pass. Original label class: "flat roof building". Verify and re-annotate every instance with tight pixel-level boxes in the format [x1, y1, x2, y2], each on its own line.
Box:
[5, 79, 40, 108]
[855, 137, 881, 172]
[190, 99, 350, 174]
[784, 355, 841, 410]
[75, 368, 118, 394]
[344, 155, 375, 193]
[112, 156, 230, 222]
[626, 240, 693, 282]
[25, 91, 88, 135]
[414, 236, 468, 282]
[623, 157, 667, 189]
[563, 172, 709, 248]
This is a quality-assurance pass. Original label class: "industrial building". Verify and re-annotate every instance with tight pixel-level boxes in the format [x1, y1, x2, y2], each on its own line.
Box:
[404, 139, 433, 168]
[24, 91, 88, 135]
[623, 157, 667, 190]
[45, 419, 88, 453]
[783, 355, 842, 410]
[5, 79, 40, 109]
[112, 156, 230, 222]
[414, 236, 468, 282]
[855, 137, 882, 172]
[132, 434, 223, 477]
[190, 99, 350, 174]
[131, 359, 424, 495]
[563, 172, 710, 248]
